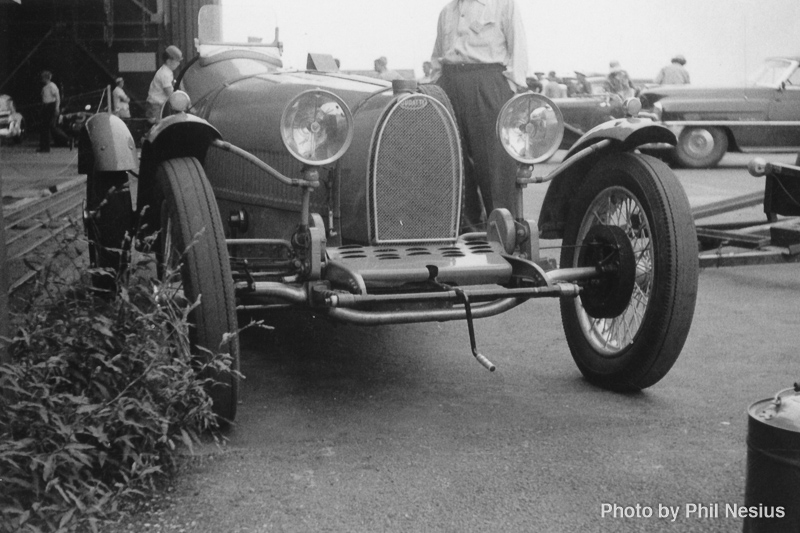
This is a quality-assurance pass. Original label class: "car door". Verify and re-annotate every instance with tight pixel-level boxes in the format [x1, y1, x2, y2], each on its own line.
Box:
[767, 62, 800, 148]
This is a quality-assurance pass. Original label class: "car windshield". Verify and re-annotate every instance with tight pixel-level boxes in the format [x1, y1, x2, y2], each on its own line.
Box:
[750, 58, 797, 88]
[197, 2, 280, 59]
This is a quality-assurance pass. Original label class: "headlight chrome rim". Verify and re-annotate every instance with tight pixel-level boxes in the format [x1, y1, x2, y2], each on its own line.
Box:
[496, 93, 565, 164]
[168, 91, 192, 113]
[280, 89, 354, 166]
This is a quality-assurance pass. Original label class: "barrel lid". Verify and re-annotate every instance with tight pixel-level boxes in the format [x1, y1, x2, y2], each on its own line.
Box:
[750, 390, 800, 432]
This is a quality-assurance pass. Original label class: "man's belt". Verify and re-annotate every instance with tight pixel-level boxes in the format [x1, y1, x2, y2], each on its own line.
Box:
[442, 63, 505, 73]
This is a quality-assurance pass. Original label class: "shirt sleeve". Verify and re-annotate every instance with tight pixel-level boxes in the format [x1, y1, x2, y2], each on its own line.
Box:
[503, 0, 528, 90]
[429, 9, 447, 84]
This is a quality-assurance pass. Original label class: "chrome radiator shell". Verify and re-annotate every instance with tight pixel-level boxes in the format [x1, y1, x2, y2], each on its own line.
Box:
[367, 93, 462, 244]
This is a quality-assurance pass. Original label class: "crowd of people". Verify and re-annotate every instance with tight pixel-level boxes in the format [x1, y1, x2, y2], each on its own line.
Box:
[522, 54, 690, 102]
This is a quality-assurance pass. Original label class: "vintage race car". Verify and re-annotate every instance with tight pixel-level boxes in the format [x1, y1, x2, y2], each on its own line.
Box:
[0, 94, 25, 143]
[552, 74, 654, 152]
[80, 4, 699, 422]
[639, 56, 800, 168]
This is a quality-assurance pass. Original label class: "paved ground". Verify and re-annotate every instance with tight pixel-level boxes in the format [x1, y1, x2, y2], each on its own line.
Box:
[0, 142, 83, 201]
[3, 143, 799, 532]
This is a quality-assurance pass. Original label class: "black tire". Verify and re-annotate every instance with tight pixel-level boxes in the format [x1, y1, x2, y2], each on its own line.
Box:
[674, 126, 728, 168]
[155, 157, 240, 422]
[559, 153, 698, 390]
[85, 170, 132, 293]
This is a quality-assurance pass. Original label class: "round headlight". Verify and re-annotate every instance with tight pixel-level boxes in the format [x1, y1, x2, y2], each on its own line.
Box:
[624, 97, 642, 116]
[496, 93, 564, 164]
[169, 91, 192, 113]
[280, 89, 353, 166]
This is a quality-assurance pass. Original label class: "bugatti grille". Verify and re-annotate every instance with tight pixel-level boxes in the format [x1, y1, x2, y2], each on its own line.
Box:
[370, 94, 462, 244]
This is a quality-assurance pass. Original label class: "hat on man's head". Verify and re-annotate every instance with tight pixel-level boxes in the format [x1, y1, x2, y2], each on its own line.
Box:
[375, 56, 387, 67]
[672, 54, 686, 65]
[166, 45, 183, 61]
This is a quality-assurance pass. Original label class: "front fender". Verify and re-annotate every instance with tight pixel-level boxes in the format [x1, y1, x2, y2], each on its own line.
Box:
[136, 113, 222, 237]
[564, 118, 676, 160]
[78, 113, 138, 174]
[538, 119, 677, 239]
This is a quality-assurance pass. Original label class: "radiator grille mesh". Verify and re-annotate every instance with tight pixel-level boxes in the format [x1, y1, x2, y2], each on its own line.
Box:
[369, 94, 461, 243]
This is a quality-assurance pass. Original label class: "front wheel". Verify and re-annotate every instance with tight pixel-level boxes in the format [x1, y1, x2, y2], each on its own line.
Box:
[559, 153, 698, 390]
[156, 157, 240, 422]
[675, 126, 728, 168]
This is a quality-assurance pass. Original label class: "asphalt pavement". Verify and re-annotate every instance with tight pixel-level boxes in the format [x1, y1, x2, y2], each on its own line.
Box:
[0, 141, 84, 210]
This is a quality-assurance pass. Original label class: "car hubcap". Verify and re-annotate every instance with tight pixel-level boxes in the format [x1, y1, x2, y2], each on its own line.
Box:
[685, 128, 715, 158]
[573, 186, 653, 356]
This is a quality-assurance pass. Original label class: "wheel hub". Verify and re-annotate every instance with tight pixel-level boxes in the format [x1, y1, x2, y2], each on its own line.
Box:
[685, 128, 714, 157]
[577, 224, 636, 319]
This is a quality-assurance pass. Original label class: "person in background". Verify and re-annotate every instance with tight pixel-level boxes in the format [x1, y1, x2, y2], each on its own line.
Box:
[374, 56, 404, 81]
[543, 71, 567, 98]
[526, 76, 542, 93]
[418, 61, 433, 84]
[605, 61, 636, 99]
[569, 71, 592, 96]
[112, 77, 131, 118]
[429, 0, 528, 232]
[146, 45, 183, 124]
[38, 70, 69, 152]
[655, 54, 690, 85]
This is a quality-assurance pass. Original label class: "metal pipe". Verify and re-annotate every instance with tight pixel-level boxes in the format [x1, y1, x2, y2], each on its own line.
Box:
[326, 297, 524, 325]
[234, 282, 307, 304]
[327, 284, 578, 308]
[211, 139, 319, 188]
[544, 266, 601, 282]
[226, 238, 291, 247]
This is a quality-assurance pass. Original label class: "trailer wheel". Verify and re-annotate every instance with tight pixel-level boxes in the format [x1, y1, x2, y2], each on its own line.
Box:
[85, 170, 132, 294]
[156, 157, 240, 422]
[675, 126, 728, 168]
[559, 153, 698, 390]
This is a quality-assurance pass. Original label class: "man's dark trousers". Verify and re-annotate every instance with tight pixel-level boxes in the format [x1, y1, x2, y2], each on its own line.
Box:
[39, 102, 57, 152]
[439, 63, 518, 232]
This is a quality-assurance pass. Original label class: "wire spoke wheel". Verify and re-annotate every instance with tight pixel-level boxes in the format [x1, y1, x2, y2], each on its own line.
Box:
[559, 153, 698, 391]
[575, 186, 653, 354]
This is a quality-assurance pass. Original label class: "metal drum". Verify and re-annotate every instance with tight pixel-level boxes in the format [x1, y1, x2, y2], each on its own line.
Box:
[743, 387, 800, 532]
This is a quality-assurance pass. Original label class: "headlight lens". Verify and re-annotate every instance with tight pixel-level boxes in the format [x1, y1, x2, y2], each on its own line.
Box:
[496, 93, 564, 164]
[624, 97, 642, 116]
[169, 91, 192, 113]
[280, 89, 353, 166]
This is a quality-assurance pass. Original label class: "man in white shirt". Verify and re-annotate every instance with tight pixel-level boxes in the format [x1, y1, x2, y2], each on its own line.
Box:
[38, 70, 68, 152]
[113, 77, 131, 118]
[146, 45, 183, 124]
[429, 0, 528, 232]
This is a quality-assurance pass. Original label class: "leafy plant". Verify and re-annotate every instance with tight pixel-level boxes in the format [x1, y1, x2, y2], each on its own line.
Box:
[0, 236, 238, 533]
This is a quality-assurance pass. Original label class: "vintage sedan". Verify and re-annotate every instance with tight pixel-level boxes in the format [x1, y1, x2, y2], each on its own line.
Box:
[639, 56, 800, 168]
[0, 94, 24, 143]
[80, 4, 699, 422]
